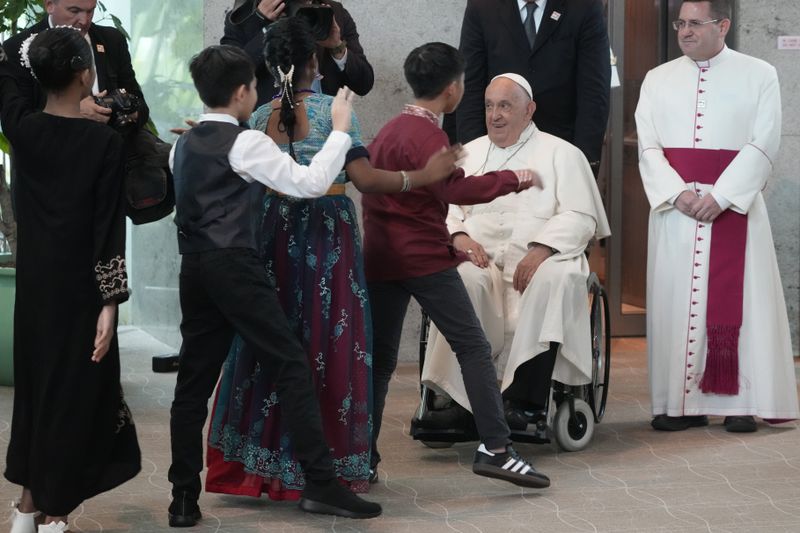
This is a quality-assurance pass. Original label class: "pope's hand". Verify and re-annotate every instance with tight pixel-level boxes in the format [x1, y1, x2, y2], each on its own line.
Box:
[513, 244, 553, 293]
[452, 233, 490, 268]
[512, 169, 543, 191]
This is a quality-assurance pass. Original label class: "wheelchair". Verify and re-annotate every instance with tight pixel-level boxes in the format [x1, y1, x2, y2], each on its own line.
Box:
[410, 272, 611, 452]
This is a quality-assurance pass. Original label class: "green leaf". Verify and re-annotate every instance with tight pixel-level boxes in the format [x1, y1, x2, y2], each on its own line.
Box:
[0, 133, 9, 155]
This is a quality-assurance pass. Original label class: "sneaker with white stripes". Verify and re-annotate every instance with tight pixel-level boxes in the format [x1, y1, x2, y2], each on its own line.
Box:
[472, 444, 550, 488]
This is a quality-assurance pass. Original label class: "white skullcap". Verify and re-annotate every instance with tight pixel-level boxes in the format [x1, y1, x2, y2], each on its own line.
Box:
[490, 73, 533, 100]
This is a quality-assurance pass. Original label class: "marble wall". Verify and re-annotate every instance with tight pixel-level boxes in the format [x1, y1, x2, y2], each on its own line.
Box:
[736, 2, 800, 352]
[130, 0, 800, 357]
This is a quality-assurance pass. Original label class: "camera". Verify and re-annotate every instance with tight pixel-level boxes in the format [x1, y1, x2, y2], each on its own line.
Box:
[229, 0, 334, 42]
[94, 88, 140, 131]
[286, 1, 334, 42]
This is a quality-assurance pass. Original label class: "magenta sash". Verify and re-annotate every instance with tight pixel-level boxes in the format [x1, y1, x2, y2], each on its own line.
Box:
[663, 148, 746, 395]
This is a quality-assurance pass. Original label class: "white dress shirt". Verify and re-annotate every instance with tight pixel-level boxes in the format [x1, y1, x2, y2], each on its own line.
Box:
[168, 113, 352, 199]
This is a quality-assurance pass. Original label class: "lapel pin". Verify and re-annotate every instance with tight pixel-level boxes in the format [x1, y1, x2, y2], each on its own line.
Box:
[551, 11, 561, 21]
[96, 44, 105, 53]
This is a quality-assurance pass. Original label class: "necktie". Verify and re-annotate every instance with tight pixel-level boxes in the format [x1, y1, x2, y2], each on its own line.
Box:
[524, 2, 538, 49]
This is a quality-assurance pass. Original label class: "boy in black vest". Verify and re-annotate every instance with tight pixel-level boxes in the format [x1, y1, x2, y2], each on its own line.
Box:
[166, 45, 381, 527]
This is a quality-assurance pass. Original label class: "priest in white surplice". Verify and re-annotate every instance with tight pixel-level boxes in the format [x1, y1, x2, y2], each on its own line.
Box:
[419, 73, 610, 433]
[636, 0, 799, 433]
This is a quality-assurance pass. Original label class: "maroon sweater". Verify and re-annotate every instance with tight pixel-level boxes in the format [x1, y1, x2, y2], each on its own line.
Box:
[363, 110, 520, 282]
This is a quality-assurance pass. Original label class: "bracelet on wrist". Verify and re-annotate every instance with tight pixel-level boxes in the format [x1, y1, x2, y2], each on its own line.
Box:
[399, 170, 412, 192]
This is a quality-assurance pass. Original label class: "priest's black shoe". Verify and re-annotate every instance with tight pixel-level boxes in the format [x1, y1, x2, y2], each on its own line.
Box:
[724, 415, 757, 433]
[300, 479, 382, 519]
[368, 468, 378, 484]
[651, 414, 709, 431]
[168, 493, 201, 528]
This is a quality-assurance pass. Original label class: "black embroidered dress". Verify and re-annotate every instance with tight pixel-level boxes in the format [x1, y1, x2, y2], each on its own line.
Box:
[1, 107, 141, 516]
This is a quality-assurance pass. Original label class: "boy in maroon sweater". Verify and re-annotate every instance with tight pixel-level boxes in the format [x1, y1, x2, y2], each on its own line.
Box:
[363, 42, 550, 488]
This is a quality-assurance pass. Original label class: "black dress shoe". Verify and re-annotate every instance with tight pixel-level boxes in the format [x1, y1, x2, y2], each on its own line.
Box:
[300, 479, 382, 519]
[368, 468, 378, 484]
[417, 402, 472, 430]
[724, 416, 757, 433]
[168, 493, 201, 528]
[651, 414, 709, 431]
[504, 406, 529, 431]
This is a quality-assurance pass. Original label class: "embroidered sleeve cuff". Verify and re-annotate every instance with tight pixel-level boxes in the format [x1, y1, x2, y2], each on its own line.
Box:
[95, 256, 129, 303]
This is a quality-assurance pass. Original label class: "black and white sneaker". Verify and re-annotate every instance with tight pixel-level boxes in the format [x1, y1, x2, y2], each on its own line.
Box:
[472, 444, 550, 488]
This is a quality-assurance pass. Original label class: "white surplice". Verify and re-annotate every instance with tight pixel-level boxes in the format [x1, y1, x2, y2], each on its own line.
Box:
[636, 46, 799, 419]
[421, 124, 610, 412]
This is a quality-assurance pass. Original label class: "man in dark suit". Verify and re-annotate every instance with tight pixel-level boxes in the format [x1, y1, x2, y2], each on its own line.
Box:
[456, 0, 610, 173]
[0, 0, 149, 128]
[222, 0, 374, 108]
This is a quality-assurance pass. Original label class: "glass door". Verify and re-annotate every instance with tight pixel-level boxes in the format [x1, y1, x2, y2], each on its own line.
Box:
[604, 0, 672, 336]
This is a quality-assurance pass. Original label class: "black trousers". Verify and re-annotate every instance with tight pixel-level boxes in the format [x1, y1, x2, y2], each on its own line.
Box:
[168, 249, 334, 499]
[368, 268, 511, 468]
[503, 342, 559, 410]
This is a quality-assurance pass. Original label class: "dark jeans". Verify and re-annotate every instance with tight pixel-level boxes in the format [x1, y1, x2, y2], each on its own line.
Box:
[369, 268, 510, 468]
[168, 249, 334, 500]
[503, 342, 559, 411]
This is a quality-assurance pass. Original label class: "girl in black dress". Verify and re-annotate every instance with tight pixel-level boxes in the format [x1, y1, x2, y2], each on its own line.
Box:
[2, 27, 140, 533]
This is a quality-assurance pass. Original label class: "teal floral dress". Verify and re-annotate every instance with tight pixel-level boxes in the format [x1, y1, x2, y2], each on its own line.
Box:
[206, 93, 372, 498]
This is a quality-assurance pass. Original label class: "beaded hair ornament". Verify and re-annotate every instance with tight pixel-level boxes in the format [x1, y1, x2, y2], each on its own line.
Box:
[277, 64, 296, 108]
[19, 26, 89, 81]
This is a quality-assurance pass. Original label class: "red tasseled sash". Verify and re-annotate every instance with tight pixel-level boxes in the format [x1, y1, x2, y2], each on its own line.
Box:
[663, 148, 745, 395]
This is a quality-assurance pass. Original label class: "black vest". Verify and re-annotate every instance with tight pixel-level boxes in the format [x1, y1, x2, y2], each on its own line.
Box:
[172, 121, 263, 254]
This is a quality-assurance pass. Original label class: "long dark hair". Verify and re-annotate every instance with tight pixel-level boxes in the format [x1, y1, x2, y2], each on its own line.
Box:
[263, 16, 317, 160]
[27, 27, 92, 93]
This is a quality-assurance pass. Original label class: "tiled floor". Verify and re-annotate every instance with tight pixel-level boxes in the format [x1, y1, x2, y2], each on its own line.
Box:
[2, 329, 799, 532]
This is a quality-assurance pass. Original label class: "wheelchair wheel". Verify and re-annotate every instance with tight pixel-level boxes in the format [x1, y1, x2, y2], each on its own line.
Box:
[553, 398, 594, 452]
[587, 274, 611, 423]
[421, 440, 455, 449]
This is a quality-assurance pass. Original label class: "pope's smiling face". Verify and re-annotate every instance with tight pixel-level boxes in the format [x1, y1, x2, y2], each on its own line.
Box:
[677, 1, 730, 61]
[484, 77, 535, 149]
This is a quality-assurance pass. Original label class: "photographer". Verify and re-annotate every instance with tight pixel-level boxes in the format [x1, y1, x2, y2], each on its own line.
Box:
[1, 0, 149, 131]
[222, 0, 374, 108]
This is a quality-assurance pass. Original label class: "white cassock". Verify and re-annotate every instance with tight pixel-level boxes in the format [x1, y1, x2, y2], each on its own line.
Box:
[421, 123, 610, 412]
[636, 46, 799, 419]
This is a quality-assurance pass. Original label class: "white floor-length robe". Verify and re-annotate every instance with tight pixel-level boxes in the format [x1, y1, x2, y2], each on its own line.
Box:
[636, 46, 799, 419]
[421, 124, 610, 412]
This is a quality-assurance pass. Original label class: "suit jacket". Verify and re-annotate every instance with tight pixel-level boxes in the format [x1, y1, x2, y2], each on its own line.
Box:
[1, 18, 150, 128]
[221, 0, 374, 108]
[457, 0, 610, 163]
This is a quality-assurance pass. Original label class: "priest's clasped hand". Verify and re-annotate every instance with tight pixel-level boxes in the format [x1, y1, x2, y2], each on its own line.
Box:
[675, 190, 722, 222]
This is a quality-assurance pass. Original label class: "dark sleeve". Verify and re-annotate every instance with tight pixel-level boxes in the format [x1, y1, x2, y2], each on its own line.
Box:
[108, 28, 151, 128]
[0, 41, 37, 137]
[92, 132, 129, 305]
[419, 130, 519, 205]
[456, 0, 489, 144]
[571, 0, 611, 163]
[326, 5, 374, 96]
[221, 15, 268, 67]
[345, 145, 369, 166]
[0, 56, 33, 144]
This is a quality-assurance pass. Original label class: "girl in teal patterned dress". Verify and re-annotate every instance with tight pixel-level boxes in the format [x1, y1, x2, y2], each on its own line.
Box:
[206, 17, 460, 499]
